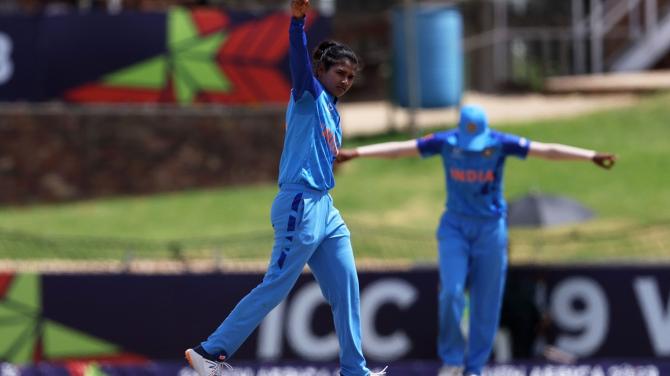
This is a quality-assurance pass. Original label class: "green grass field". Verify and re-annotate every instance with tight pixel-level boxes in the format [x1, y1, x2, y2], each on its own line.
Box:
[1, 92, 669, 264]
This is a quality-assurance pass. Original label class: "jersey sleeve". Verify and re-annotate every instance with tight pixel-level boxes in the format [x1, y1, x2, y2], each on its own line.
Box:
[416, 132, 448, 158]
[289, 17, 320, 100]
[500, 133, 531, 159]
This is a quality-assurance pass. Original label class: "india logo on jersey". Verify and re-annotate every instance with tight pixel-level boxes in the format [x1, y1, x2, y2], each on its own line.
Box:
[450, 168, 495, 183]
[321, 124, 339, 157]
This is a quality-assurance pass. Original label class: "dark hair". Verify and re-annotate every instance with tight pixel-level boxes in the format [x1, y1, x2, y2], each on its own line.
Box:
[312, 40, 360, 73]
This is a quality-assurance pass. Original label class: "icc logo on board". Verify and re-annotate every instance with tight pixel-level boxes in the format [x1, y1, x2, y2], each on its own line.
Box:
[256, 278, 418, 362]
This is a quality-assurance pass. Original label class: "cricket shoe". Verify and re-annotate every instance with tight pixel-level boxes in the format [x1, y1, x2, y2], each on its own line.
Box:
[185, 348, 233, 376]
[370, 366, 388, 375]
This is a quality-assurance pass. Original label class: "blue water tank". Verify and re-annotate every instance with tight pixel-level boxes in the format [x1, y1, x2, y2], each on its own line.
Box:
[392, 5, 463, 108]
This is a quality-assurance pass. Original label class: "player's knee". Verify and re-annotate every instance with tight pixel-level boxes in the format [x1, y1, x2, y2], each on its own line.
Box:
[439, 286, 464, 303]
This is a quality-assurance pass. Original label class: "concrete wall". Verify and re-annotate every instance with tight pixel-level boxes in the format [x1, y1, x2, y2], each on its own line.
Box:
[0, 104, 286, 204]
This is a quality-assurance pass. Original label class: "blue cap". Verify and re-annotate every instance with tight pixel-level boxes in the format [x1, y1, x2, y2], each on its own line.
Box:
[457, 105, 490, 151]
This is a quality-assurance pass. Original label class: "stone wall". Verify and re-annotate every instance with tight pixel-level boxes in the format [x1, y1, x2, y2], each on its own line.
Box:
[0, 104, 286, 204]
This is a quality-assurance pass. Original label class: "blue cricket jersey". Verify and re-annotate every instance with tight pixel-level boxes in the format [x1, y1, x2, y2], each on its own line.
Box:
[278, 17, 341, 192]
[417, 130, 531, 218]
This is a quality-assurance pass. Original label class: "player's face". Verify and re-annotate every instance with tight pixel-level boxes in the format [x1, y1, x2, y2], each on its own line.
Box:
[318, 60, 356, 98]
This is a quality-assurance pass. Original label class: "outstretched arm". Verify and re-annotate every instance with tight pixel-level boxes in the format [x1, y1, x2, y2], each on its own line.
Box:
[528, 141, 617, 169]
[337, 140, 420, 162]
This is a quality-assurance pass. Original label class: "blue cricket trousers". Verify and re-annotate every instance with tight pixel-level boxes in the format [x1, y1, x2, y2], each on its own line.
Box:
[437, 212, 508, 376]
[202, 184, 370, 376]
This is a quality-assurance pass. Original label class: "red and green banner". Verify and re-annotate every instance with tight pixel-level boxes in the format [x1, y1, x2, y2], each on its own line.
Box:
[0, 8, 329, 104]
[0, 273, 145, 366]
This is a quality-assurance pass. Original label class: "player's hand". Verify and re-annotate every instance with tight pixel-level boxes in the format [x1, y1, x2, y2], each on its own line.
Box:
[290, 0, 310, 19]
[592, 153, 616, 169]
[336, 148, 359, 163]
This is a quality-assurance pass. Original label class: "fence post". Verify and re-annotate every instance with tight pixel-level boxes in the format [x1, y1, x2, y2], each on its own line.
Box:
[645, 0, 658, 34]
[572, 0, 587, 74]
[590, 0, 604, 73]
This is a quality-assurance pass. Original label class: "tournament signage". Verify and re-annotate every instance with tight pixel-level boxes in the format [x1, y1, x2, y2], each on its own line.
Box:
[37, 272, 438, 362]
[511, 265, 670, 359]
[0, 8, 330, 104]
[0, 265, 668, 365]
[1, 360, 668, 376]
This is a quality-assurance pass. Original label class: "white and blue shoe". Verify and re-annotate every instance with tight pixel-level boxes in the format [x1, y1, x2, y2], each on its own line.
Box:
[438, 365, 464, 376]
[185, 347, 232, 376]
[370, 366, 388, 375]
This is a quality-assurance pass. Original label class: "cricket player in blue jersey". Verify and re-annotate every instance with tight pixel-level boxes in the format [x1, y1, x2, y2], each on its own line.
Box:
[337, 105, 616, 376]
[185, 1, 387, 376]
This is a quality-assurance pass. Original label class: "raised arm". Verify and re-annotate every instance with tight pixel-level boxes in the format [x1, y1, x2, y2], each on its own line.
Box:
[337, 140, 420, 162]
[291, 0, 309, 18]
[528, 141, 616, 169]
[289, 0, 317, 99]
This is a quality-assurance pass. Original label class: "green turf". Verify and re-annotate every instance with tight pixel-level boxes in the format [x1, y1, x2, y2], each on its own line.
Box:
[1, 92, 669, 263]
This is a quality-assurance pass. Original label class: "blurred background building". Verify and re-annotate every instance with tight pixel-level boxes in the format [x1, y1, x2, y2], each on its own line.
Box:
[2, 0, 668, 97]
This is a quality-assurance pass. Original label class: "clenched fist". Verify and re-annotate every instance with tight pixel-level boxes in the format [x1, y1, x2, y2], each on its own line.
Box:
[592, 153, 617, 169]
[291, 0, 310, 19]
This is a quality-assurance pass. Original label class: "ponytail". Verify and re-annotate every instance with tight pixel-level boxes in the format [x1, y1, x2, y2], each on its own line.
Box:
[312, 40, 360, 73]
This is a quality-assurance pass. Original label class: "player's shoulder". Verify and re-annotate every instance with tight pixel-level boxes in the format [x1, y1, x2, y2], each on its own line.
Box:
[421, 129, 456, 141]
[490, 129, 515, 139]
[490, 130, 531, 151]
[292, 80, 323, 102]
[490, 130, 525, 143]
